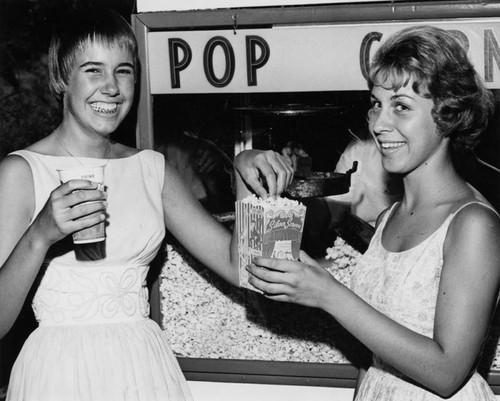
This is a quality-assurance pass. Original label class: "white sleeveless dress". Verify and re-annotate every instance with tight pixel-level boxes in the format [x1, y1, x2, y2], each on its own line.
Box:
[351, 202, 497, 400]
[6, 150, 193, 401]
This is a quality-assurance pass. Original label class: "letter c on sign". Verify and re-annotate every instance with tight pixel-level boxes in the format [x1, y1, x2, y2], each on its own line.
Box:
[359, 32, 382, 81]
[168, 38, 192, 89]
[203, 36, 235, 88]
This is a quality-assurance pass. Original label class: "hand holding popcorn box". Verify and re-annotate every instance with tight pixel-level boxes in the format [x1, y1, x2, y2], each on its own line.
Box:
[236, 195, 307, 292]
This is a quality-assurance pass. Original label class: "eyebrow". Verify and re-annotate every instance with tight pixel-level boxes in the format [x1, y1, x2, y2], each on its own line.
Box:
[369, 92, 416, 105]
[391, 93, 415, 101]
[79, 61, 135, 69]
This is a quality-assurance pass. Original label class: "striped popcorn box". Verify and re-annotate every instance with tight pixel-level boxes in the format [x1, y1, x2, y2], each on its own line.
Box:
[236, 195, 306, 292]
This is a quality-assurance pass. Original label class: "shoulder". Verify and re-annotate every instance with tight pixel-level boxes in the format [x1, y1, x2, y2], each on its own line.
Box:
[140, 149, 166, 169]
[25, 133, 61, 155]
[113, 145, 162, 161]
[444, 201, 500, 261]
[0, 153, 33, 182]
[450, 201, 499, 230]
[0, 154, 35, 219]
[113, 145, 164, 167]
[342, 139, 369, 157]
[112, 143, 141, 158]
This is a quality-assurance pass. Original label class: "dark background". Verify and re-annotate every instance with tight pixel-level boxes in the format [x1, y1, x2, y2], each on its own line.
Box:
[0, 0, 137, 159]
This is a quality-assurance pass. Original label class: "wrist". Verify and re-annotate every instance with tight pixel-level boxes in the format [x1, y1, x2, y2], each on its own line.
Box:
[26, 221, 57, 251]
[234, 169, 253, 199]
[318, 276, 350, 317]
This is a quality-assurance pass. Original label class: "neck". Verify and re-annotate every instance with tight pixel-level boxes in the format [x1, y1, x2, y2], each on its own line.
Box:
[401, 169, 465, 212]
[400, 148, 465, 211]
[54, 127, 112, 159]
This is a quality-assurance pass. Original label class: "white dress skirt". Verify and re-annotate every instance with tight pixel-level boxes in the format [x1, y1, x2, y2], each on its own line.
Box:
[7, 149, 193, 401]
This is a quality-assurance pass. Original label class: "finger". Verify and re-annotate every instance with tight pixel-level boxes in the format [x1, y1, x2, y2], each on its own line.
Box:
[263, 293, 293, 303]
[66, 188, 107, 208]
[51, 204, 105, 239]
[247, 268, 289, 295]
[59, 179, 102, 196]
[247, 263, 275, 282]
[68, 200, 107, 221]
[252, 256, 289, 273]
[252, 154, 278, 198]
[70, 212, 106, 233]
[269, 154, 294, 196]
[274, 164, 288, 196]
[278, 152, 294, 174]
[242, 168, 268, 199]
[281, 147, 293, 163]
[298, 250, 320, 268]
[276, 156, 295, 191]
[263, 169, 277, 198]
[259, 152, 285, 198]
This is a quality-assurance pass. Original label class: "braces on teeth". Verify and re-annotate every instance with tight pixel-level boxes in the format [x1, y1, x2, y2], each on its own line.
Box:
[91, 103, 117, 113]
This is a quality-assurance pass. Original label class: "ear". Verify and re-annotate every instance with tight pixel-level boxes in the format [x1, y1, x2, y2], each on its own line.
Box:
[51, 76, 67, 101]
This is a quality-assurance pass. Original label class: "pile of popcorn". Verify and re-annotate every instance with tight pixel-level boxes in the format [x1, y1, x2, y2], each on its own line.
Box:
[324, 236, 362, 287]
[159, 236, 368, 364]
[159, 234, 500, 371]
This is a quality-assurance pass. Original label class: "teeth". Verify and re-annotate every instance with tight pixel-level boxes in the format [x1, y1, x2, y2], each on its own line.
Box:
[381, 142, 405, 149]
[91, 102, 118, 114]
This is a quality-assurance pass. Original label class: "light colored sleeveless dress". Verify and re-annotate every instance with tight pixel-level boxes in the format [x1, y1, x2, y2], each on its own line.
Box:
[351, 202, 497, 400]
[6, 150, 193, 401]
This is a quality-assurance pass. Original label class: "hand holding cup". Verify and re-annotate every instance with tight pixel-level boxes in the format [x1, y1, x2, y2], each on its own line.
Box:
[56, 166, 108, 260]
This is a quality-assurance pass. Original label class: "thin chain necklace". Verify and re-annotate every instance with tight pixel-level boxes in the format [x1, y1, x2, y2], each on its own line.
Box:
[56, 133, 112, 167]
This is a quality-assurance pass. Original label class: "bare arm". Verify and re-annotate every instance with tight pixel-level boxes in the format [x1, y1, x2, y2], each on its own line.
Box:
[248, 204, 500, 397]
[0, 155, 107, 338]
[161, 149, 293, 286]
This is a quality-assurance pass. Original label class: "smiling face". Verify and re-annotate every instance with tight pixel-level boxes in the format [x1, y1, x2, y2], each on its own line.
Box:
[368, 77, 449, 176]
[62, 40, 135, 138]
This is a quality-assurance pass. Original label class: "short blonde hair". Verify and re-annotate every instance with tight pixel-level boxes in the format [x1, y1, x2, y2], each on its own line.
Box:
[48, 8, 138, 101]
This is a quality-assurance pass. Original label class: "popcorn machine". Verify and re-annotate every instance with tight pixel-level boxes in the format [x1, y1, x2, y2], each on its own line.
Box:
[132, 1, 500, 398]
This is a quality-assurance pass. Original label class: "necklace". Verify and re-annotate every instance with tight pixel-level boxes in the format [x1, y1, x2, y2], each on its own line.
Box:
[56, 133, 112, 167]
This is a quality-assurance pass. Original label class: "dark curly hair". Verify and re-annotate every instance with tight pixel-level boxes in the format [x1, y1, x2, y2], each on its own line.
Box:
[368, 25, 494, 153]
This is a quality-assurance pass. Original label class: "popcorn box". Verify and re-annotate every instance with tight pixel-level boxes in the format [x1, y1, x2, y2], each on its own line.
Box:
[236, 195, 307, 291]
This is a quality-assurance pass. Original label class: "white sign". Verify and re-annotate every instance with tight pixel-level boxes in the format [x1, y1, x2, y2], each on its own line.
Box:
[147, 19, 500, 94]
[136, 0, 377, 13]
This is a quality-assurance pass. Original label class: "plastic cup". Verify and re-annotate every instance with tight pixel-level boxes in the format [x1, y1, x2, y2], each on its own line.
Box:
[57, 165, 106, 260]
